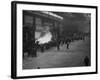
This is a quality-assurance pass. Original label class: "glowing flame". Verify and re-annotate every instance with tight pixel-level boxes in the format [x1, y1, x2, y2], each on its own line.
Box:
[36, 32, 52, 44]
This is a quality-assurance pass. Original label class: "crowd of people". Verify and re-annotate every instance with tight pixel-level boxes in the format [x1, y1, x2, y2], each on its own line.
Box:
[23, 32, 89, 58]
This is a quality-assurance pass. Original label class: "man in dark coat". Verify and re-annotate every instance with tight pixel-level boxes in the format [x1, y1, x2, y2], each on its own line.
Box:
[65, 39, 70, 49]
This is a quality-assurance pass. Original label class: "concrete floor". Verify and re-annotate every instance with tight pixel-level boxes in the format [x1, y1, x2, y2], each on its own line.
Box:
[23, 37, 90, 69]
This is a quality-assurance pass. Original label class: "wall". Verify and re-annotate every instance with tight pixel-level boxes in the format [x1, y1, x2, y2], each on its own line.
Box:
[0, 0, 99, 80]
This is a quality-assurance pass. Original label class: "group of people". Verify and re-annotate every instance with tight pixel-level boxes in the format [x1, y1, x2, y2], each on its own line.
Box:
[23, 32, 88, 58]
[56, 33, 86, 51]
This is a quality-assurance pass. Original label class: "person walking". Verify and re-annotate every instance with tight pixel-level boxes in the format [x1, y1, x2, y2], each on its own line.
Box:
[57, 39, 61, 50]
[65, 39, 70, 49]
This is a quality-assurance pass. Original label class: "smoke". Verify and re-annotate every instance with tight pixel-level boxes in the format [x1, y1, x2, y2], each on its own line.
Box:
[36, 31, 52, 44]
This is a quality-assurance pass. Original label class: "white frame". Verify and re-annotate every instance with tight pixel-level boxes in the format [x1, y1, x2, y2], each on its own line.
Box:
[11, 1, 97, 79]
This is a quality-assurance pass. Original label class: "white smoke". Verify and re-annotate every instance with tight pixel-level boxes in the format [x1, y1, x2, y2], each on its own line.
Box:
[36, 32, 52, 44]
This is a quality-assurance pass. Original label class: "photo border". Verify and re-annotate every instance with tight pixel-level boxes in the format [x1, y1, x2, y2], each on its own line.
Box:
[11, 1, 98, 79]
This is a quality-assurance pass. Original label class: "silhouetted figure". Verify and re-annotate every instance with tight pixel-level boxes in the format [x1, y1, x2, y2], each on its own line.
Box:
[37, 67, 40, 69]
[35, 41, 39, 51]
[84, 56, 90, 66]
[65, 39, 70, 49]
[57, 40, 61, 50]
[41, 44, 44, 52]
[57, 45, 60, 50]
[28, 41, 39, 57]
[66, 43, 69, 49]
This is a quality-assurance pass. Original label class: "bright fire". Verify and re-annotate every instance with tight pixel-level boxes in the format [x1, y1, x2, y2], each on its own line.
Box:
[36, 32, 52, 44]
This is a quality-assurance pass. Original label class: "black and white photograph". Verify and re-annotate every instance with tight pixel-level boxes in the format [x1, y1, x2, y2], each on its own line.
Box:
[11, 1, 97, 79]
[23, 11, 91, 69]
